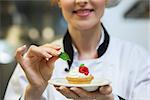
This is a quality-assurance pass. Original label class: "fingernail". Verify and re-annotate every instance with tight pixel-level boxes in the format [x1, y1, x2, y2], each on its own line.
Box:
[55, 46, 61, 51]
[56, 47, 61, 50]
[21, 45, 27, 51]
[22, 45, 26, 48]
[45, 58, 49, 61]
[49, 55, 52, 58]
[70, 87, 76, 91]
[59, 86, 64, 90]
[46, 55, 52, 60]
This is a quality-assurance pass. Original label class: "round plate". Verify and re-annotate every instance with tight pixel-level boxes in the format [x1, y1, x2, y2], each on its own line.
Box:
[48, 78, 111, 91]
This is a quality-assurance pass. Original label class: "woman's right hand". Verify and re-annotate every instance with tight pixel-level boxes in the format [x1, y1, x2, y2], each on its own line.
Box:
[15, 44, 61, 100]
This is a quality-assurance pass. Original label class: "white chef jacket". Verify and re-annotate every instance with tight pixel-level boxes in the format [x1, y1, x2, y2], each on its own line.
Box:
[4, 31, 150, 100]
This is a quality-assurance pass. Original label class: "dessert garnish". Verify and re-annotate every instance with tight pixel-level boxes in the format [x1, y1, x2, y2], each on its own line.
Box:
[59, 52, 71, 61]
[79, 64, 89, 75]
[66, 63, 93, 84]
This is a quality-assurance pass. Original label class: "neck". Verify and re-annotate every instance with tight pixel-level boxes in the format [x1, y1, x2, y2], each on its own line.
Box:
[68, 22, 102, 60]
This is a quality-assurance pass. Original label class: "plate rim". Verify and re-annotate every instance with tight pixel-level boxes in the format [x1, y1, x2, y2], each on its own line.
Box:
[48, 78, 111, 87]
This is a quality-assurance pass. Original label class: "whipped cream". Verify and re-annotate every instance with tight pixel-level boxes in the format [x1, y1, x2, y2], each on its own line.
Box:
[67, 67, 91, 78]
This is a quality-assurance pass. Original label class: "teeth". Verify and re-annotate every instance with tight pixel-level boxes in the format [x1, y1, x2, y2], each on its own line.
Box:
[79, 10, 89, 13]
[73, 9, 94, 13]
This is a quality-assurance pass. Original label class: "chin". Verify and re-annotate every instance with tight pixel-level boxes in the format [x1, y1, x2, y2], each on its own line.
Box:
[76, 23, 98, 31]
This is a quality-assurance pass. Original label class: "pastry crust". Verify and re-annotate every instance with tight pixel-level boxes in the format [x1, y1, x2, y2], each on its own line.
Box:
[66, 75, 94, 84]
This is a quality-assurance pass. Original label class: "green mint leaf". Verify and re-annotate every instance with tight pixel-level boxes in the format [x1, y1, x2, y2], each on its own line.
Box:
[80, 64, 84, 67]
[59, 52, 71, 61]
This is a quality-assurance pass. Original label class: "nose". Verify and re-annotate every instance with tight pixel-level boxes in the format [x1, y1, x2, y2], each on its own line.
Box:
[75, 0, 89, 6]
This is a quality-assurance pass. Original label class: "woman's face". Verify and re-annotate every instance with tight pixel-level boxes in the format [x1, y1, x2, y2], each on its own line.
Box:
[58, 0, 105, 31]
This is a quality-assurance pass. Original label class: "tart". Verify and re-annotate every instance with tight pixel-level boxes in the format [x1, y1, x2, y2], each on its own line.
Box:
[66, 64, 94, 84]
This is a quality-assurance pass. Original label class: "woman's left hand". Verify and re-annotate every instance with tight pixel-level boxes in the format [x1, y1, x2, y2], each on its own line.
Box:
[55, 85, 114, 100]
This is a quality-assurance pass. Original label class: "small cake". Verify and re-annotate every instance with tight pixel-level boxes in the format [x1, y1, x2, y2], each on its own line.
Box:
[66, 64, 94, 84]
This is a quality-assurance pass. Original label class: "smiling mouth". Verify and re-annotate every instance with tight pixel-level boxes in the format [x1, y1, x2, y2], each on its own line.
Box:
[73, 9, 94, 14]
[73, 9, 94, 17]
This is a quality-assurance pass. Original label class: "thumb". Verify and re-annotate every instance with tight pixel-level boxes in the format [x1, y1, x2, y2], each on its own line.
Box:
[99, 85, 112, 95]
[47, 56, 59, 66]
[15, 45, 27, 67]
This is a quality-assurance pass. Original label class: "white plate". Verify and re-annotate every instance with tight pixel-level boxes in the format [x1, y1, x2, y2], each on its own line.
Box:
[48, 78, 111, 91]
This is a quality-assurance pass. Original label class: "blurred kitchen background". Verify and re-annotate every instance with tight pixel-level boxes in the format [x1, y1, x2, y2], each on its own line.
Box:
[0, 0, 149, 99]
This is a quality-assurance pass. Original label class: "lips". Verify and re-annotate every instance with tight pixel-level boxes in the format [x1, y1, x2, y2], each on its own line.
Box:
[73, 9, 94, 17]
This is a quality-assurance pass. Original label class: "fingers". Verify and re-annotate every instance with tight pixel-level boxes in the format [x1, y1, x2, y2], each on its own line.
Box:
[43, 47, 61, 57]
[54, 85, 60, 90]
[15, 45, 27, 65]
[70, 86, 112, 99]
[26, 45, 61, 60]
[57, 86, 79, 99]
[26, 45, 51, 59]
[70, 87, 90, 98]
[47, 57, 59, 66]
[42, 46, 61, 65]
[43, 44, 61, 51]
[99, 85, 112, 95]
[56, 86, 112, 99]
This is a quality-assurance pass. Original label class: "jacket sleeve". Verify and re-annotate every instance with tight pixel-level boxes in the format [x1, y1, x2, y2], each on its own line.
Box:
[4, 64, 28, 100]
[4, 63, 68, 100]
[4, 64, 49, 100]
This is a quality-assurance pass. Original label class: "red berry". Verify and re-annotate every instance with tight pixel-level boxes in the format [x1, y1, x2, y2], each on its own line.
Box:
[79, 65, 89, 75]
[84, 72, 89, 75]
